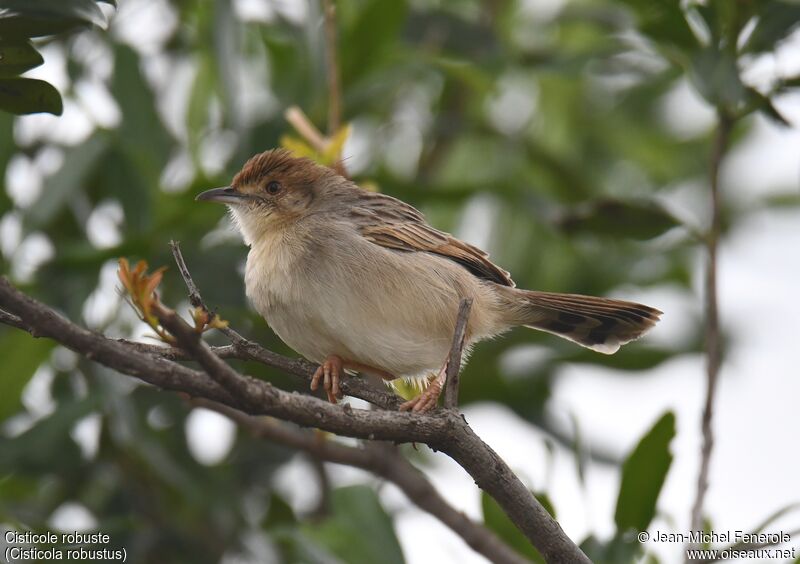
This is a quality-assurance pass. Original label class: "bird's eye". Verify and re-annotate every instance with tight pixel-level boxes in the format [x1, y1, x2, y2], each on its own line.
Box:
[266, 181, 282, 195]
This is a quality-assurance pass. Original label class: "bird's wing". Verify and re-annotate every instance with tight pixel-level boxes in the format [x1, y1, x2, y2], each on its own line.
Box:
[346, 191, 515, 287]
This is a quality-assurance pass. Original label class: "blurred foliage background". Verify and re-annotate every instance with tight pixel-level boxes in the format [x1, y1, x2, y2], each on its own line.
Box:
[1, 0, 799, 562]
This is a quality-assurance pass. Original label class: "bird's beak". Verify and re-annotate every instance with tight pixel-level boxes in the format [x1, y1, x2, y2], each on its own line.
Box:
[195, 186, 249, 204]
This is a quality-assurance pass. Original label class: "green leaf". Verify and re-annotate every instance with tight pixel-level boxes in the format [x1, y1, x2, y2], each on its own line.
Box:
[616, 0, 697, 52]
[0, 41, 44, 76]
[322, 124, 352, 163]
[186, 54, 215, 159]
[569, 412, 588, 489]
[302, 486, 405, 564]
[614, 411, 676, 532]
[340, 0, 408, 83]
[694, 1, 757, 48]
[0, 0, 106, 38]
[482, 491, 542, 562]
[264, 493, 296, 528]
[23, 132, 109, 231]
[0, 396, 96, 474]
[0, 110, 14, 192]
[561, 345, 693, 372]
[0, 77, 62, 115]
[0, 330, 54, 420]
[741, 1, 800, 54]
[688, 46, 747, 111]
[579, 536, 606, 562]
[763, 193, 800, 209]
[745, 87, 790, 126]
[557, 198, 681, 240]
[101, 149, 153, 233]
[110, 45, 172, 187]
[534, 492, 556, 520]
[428, 55, 495, 94]
[580, 534, 642, 564]
[774, 74, 800, 97]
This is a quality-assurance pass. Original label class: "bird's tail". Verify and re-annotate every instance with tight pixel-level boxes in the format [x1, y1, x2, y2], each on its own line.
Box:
[496, 288, 662, 354]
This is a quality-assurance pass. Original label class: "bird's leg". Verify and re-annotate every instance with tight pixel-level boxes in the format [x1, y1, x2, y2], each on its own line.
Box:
[399, 358, 449, 413]
[310, 355, 395, 403]
[310, 355, 343, 403]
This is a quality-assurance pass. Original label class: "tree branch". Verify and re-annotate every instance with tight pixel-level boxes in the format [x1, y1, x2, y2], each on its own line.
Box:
[444, 297, 472, 409]
[0, 308, 27, 332]
[193, 398, 530, 564]
[689, 112, 733, 543]
[285, 106, 327, 153]
[0, 277, 440, 441]
[115, 340, 239, 361]
[0, 275, 590, 563]
[0, 280, 237, 405]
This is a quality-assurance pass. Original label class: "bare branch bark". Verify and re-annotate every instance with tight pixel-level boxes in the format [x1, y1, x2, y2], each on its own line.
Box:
[115, 340, 239, 361]
[194, 398, 531, 564]
[0, 275, 590, 564]
[0, 308, 27, 332]
[444, 297, 472, 409]
[689, 113, 733, 544]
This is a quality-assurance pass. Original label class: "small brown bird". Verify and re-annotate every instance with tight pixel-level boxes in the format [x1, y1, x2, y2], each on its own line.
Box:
[197, 149, 661, 412]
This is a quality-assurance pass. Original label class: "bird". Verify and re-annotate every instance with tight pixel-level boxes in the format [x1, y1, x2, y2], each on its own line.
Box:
[196, 149, 662, 412]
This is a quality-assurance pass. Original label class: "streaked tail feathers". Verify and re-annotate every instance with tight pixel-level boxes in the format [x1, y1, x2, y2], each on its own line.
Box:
[500, 289, 662, 354]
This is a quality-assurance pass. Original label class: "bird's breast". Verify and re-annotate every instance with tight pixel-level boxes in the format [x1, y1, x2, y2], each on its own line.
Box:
[242, 225, 506, 377]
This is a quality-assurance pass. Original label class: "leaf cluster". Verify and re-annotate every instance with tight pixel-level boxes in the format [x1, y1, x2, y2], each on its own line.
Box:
[0, 0, 113, 115]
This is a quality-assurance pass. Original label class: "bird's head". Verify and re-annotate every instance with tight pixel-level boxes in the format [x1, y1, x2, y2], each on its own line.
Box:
[196, 149, 341, 244]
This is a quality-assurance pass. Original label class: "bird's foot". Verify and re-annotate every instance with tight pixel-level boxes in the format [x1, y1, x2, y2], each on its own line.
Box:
[310, 355, 344, 403]
[399, 360, 449, 413]
[311, 356, 395, 403]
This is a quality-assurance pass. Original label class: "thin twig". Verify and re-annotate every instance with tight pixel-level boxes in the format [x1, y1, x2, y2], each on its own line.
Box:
[443, 298, 472, 409]
[192, 398, 530, 564]
[689, 113, 733, 544]
[285, 106, 327, 153]
[322, 0, 341, 135]
[306, 451, 332, 520]
[169, 240, 248, 344]
[169, 240, 203, 310]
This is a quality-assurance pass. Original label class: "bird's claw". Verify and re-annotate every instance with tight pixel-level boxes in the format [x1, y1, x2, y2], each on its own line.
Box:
[311, 355, 343, 404]
[399, 359, 449, 414]
[399, 378, 443, 413]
